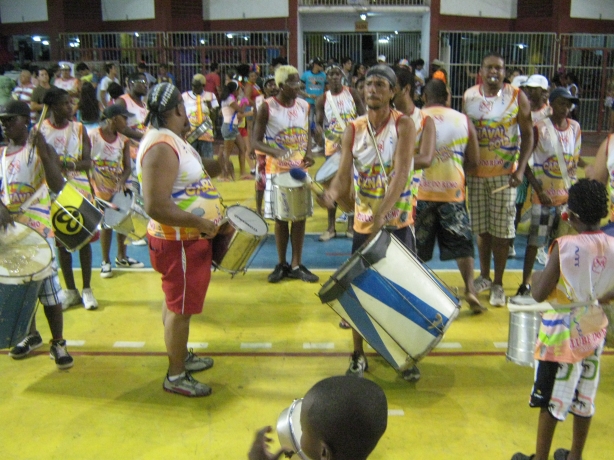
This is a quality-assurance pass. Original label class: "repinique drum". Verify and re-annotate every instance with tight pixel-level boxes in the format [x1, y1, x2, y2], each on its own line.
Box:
[314, 152, 340, 188]
[318, 230, 460, 371]
[276, 399, 308, 460]
[186, 119, 213, 144]
[212, 205, 268, 275]
[51, 182, 103, 252]
[103, 190, 149, 241]
[0, 222, 53, 348]
[272, 172, 313, 221]
[506, 296, 541, 367]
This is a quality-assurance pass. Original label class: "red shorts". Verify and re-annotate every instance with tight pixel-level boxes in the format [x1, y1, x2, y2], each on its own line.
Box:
[238, 127, 248, 138]
[149, 236, 212, 315]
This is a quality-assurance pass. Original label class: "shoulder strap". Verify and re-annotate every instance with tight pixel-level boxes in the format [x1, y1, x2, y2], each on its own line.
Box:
[543, 118, 572, 189]
[326, 90, 347, 131]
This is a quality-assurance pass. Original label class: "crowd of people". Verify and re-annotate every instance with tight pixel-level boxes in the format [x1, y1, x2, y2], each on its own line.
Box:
[1, 51, 613, 460]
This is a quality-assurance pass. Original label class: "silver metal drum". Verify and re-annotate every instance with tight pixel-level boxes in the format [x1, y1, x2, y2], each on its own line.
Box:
[507, 311, 541, 367]
[272, 172, 313, 221]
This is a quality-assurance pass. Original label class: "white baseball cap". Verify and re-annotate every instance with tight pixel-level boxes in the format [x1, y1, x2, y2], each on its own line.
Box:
[377, 55, 386, 63]
[511, 75, 528, 88]
[524, 74, 549, 90]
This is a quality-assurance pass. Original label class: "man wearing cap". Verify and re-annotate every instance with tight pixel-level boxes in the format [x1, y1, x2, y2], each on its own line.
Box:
[54, 63, 80, 109]
[137, 83, 222, 397]
[0, 100, 74, 370]
[253, 65, 318, 284]
[516, 87, 582, 297]
[315, 64, 365, 242]
[11, 69, 36, 124]
[90, 104, 144, 278]
[182, 74, 219, 162]
[463, 53, 533, 307]
[319, 64, 418, 381]
[300, 58, 326, 152]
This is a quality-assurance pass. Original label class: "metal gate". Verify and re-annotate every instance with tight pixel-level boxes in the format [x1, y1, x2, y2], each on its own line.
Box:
[58, 31, 288, 92]
[304, 32, 420, 69]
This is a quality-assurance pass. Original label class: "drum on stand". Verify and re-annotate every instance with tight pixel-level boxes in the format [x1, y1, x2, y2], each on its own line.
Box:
[0, 222, 53, 348]
[318, 230, 460, 371]
[272, 172, 313, 222]
[103, 190, 150, 241]
[51, 182, 103, 252]
[211, 205, 268, 276]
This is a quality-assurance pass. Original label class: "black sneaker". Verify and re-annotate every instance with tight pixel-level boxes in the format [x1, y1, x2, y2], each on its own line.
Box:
[8, 332, 43, 359]
[50, 340, 74, 370]
[553, 448, 570, 460]
[287, 264, 319, 283]
[515, 284, 531, 297]
[268, 263, 290, 283]
[401, 365, 421, 382]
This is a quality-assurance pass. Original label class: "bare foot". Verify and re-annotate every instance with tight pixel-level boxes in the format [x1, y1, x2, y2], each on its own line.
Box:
[466, 292, 487, 314]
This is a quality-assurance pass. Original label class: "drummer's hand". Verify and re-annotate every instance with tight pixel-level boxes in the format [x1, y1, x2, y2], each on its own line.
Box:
[273, 149, 290, 161]
[316, 190, 335, 210]
[28, 127, 47, 152]
[248, 426, 290, 460]
[301, 155, 315, 169]
[0, 206, 14, 231]
[249, 149, 256, 160]
[197, 219, 218, 239]
[367, 213, 387, 241]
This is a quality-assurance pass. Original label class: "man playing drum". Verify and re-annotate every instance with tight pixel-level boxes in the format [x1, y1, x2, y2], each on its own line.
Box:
[181, 74, 218, 162]
[319, 65, 419, 381]
[137, 83, 221, 397]
[314, 64, 364, 242]
[253, 65, 318, 284]
[0, 100, 75, 369]
[416, 79, 485, 313]
[463, 53, 533, 307]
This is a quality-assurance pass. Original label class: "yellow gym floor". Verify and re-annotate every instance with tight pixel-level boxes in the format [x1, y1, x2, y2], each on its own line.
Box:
[1, 156, 612, 460]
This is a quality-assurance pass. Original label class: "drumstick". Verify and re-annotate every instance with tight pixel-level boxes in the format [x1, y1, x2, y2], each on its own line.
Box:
[289, 168, 324, 196]
[27, 104, 49, 165]
[491, 184, 510, 195]
[94, 197, 120, 211]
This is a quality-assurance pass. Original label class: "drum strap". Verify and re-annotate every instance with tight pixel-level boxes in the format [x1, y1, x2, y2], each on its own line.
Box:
[1, 146, 9, 204]
[196, 94, 203, 125]
[326, 91, 347, 132]
[544, 118, 572, 190]
[366, 118, 390, 192]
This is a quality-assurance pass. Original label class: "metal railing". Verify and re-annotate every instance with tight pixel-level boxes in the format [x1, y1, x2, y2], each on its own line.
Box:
[299, 0, 427, 5]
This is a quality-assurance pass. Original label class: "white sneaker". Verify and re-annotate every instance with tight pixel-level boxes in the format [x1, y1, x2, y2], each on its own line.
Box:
[336, 212, 348, 223]
[100, 262, 113, 278]
[536, 246, 548, 265]
[473, 276, 492, 294]
[82, 288, 98, 310]
[62, 289, 81, 310]
[508, 245, 516, 258]
[311, 145, 322, 153]
[489, 284, 506, 307]
[131, 238, 147, 246]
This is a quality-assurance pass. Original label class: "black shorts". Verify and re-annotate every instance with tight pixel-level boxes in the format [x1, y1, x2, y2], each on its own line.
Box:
[352, 226, 415, 255]
[415, 201, 474, 262]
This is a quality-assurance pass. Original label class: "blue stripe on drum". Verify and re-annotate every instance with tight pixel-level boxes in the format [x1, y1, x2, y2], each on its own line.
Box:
[337, 289, 399, 367]
[352, 270, 450, 337]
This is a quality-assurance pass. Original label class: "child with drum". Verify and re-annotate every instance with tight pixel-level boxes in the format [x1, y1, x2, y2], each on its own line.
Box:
[0, 100, 75, 369]
[512, 179, 614, 460]
[90, 104, 144, 278]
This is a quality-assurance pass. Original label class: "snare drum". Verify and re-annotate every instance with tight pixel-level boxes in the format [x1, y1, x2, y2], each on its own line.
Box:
[272, 172, 313, 221]
[314, 152, 340, 188]
[318, 230, 460, 370]
[103, 190, 150, 241]
[51, 182, 103, 252]
[506, 296, 541, 366]
[0, 222, 53, 348]
[211, 205, 268, 275]
[276, 399, 307, 460]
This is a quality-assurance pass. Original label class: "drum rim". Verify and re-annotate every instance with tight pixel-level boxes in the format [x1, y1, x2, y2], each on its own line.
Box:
[225, 205, 269, 236]
[0, 222, 53, 283]
[272, 171, 308, 187]
[314, 152, 341, 183]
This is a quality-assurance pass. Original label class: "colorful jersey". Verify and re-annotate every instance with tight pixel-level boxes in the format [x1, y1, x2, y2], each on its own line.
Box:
[408, 107, 428, 209]
[0, 143, 52, 237]
[263, 97, 310, 174]
[531, 118, 581, 205]
[323, 87, 357, 157]
[136, 127, 223, 241]
[40, 119, 94, 202]
[606, 134, 614, 222]
[536, 232, 614, 363]
[12, 84, 36, 124]
[463, 83, 521, 177]
[182, 90, 218, 142]
[54, 77, 79, 94]
[119, 94, 147, 132]
[418, 106, 469, 202]
[350, 110, 413, 234]
[532, 103, 552, 124]
[89, 128, 127, 200]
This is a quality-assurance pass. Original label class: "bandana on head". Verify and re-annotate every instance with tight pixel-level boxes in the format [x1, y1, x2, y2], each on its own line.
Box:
[145, 83, 181, 128]
[326, 64, 343, 75]
[365, 65, 397, 88]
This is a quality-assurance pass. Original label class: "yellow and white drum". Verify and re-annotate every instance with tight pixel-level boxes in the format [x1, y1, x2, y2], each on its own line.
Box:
[51, 182, 103, 252]
[0, 222, 53, 348]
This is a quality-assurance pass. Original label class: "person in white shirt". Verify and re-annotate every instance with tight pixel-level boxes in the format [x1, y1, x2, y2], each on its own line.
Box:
[182, 74, 219, 161]
[98, 62, 120, 109]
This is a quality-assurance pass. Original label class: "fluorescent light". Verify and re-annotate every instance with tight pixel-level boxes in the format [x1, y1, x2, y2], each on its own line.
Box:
[394, 31, 398, 35]
[360, 13, 366, 20]
[200, 39, 205, 44]
[42, 40, 49, 45]
[33, 36, 41, 42]
[226, 33, 233, 39]
[378, 38, 389, 44]
[135, 32, 139, 37]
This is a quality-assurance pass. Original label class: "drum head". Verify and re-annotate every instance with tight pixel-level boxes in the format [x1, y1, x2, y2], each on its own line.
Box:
[276, 399, 304, 456]
[273, 172, 305, 188]
[225, 205, 268, 236]
[314, 152, 341, 184]
[0, 222, 53, 284]
[104, 192, 134, 227]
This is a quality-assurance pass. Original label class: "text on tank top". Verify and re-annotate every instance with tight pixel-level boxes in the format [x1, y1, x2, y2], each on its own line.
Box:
[323, 87, 357, 157]
[89, 128, 127, 200]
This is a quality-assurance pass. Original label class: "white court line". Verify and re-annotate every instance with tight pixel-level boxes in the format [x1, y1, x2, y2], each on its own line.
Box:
[303, 342, 334, 349]
[435, 342, 462, 349]
[113, 341, 146, 348]
[240, 342, 272, 349]
[388, 409, 405, 416]
[493, 342, 509, 349]
[65, 340, 85, 347]
[187, 342, 209, 349]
